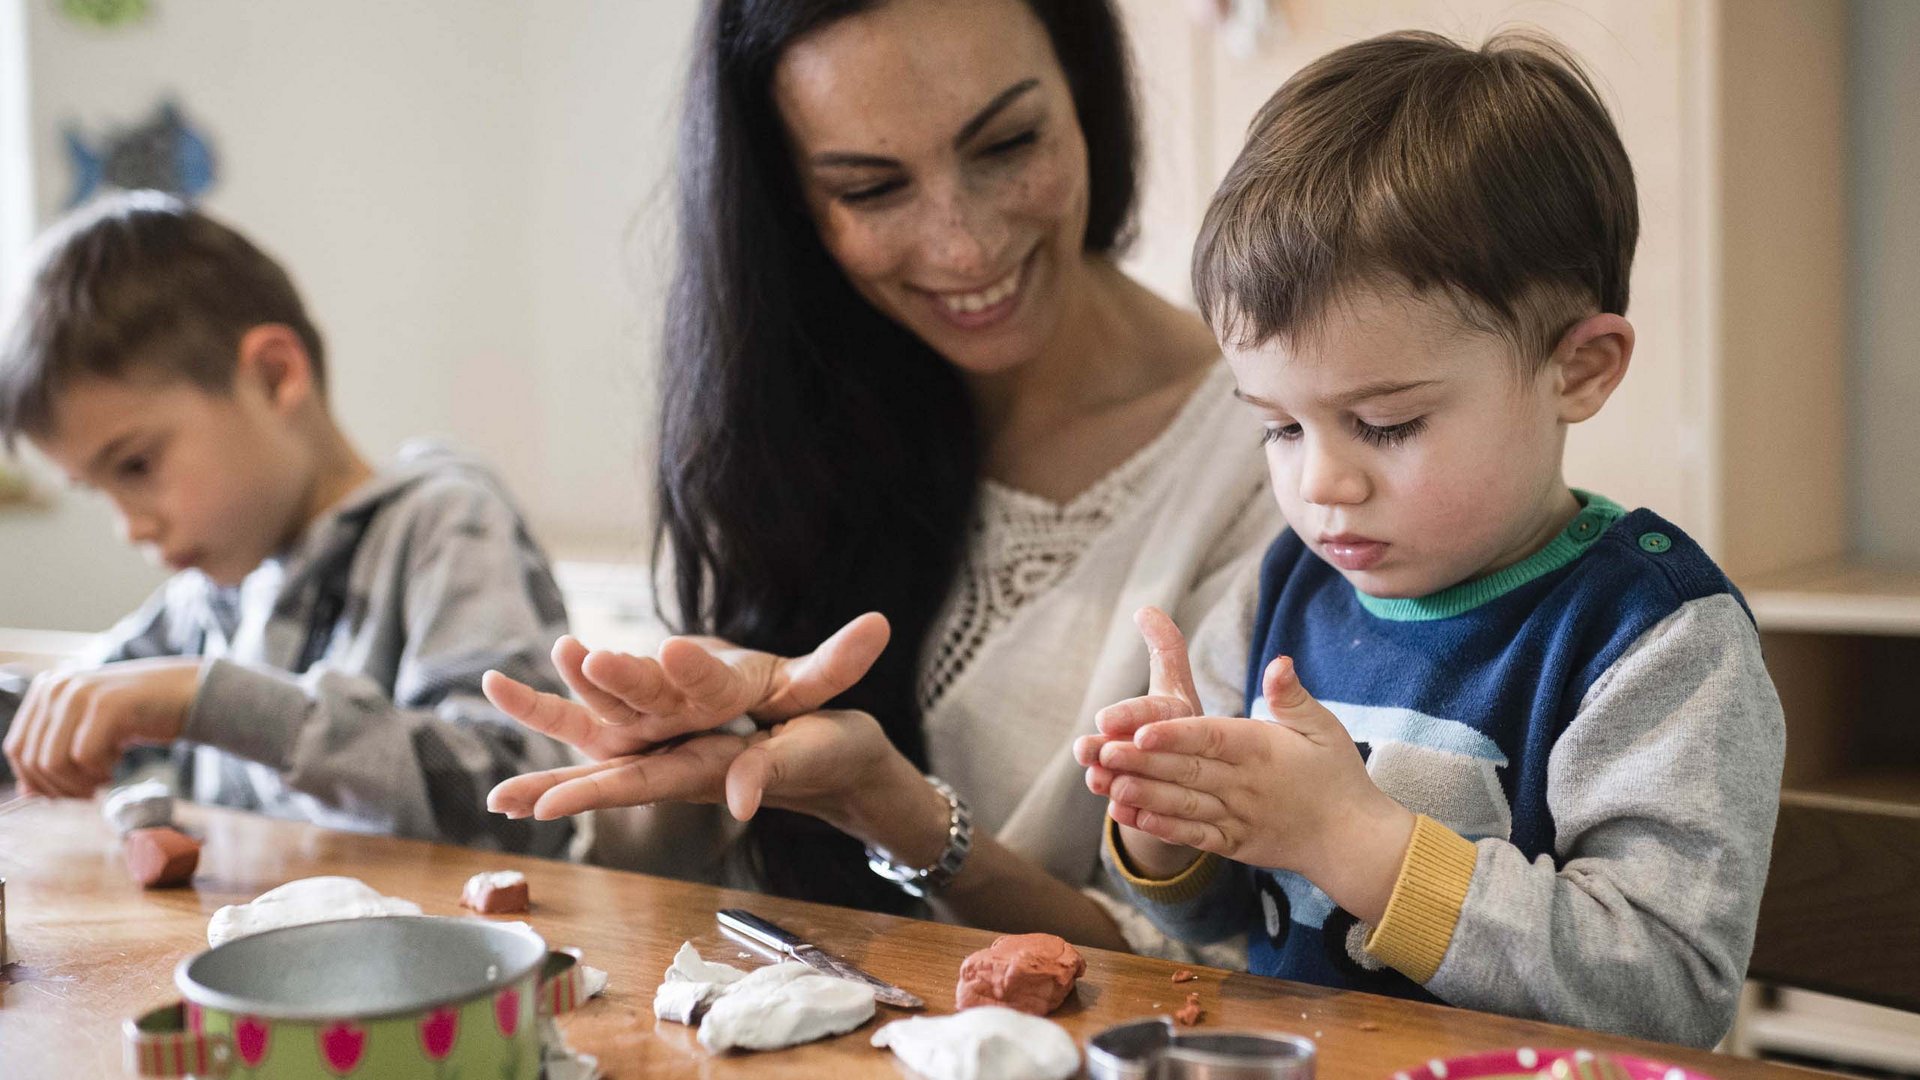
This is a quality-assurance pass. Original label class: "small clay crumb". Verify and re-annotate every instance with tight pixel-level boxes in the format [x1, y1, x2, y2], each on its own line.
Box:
[460, 870, 529, 914]
[1171, 969, 1197, 983]
[1173, 992, 1204, 1026]
[1359, 1021, 1380, 1032]
[124, 827, 199, 888]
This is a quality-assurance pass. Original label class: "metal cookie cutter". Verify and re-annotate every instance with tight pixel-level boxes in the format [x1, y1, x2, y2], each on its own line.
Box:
[1089, 1016, 1317, 1080]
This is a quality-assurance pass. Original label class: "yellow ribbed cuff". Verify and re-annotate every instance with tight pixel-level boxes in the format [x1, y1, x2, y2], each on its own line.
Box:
[1103, 815, 1222, 902]
[1363, 815, 1478, 984]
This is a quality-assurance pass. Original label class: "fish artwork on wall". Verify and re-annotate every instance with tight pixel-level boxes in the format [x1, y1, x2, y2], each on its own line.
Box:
[64, 101, 218, 207]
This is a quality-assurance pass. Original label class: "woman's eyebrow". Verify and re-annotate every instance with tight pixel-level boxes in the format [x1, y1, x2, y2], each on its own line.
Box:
[953, 78, 1039, 146]
[809, 77, 1041, 170]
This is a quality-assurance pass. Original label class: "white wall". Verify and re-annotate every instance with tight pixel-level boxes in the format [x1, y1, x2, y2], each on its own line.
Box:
[0, 1, 690, 630]
[1849, 0, 1920, 560]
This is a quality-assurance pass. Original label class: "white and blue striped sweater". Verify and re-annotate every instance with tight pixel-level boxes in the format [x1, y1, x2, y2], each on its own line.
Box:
[1107, 493, 1785, 1047]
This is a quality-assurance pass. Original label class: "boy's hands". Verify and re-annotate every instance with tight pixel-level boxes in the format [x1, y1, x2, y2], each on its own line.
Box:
[1074, 607, 1208, 879]
[480, 612, 891, 764]
[1078, 607, 1416, 923]
[2, 657, 202, 797]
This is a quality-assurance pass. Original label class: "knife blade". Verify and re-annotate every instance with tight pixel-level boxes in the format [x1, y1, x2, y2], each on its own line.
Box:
[717, 908, 925, 1009]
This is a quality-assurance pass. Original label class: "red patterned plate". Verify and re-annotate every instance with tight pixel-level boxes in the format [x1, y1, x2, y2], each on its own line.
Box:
[1391, 1048, 1717, 1080]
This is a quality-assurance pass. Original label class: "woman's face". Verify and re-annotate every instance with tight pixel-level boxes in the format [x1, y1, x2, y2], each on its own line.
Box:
[774, 0, 1092, 377]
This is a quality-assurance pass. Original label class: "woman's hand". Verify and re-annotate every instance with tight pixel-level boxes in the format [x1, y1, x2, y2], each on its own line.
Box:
[487, 707, 949, 861]
[479, 612, 891, 762]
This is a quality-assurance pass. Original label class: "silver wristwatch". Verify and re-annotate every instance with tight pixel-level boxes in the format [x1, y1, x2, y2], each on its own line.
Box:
[865, 775, 972, 899]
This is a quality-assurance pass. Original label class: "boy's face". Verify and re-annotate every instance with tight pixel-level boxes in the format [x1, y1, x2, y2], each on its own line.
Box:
[33, 374, 315, 587]
[1225, 284, 1575, 599]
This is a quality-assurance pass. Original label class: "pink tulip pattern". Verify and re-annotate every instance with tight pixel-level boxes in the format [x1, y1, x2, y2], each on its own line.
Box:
[235, 1015, 271, 1068]
[419, 1006, 459, 1061]
[185, 1001, 204, 1036]
[493, 988, 522, 1037]
[318, 1021, 366, 1075]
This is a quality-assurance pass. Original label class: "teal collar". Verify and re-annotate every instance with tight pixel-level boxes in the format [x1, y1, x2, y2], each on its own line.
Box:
[1356, 490, 1625, 622]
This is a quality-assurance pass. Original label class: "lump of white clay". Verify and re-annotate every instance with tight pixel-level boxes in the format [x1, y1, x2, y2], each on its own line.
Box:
[103, 779, 173, 834]
[696, 961, 876, 1052]
[667, 941, 750, 986]
[653, 942, 749, 1024]
[207, 876, 422, 946]
[871, 1006, 1080, 1080]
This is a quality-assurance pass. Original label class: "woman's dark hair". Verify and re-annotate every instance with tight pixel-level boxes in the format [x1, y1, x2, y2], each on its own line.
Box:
[658, 0, 1139, 911]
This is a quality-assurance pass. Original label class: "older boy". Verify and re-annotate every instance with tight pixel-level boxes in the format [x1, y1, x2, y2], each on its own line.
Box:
[0, 192, 575, 856]
[1076, 32, 1783, 1046]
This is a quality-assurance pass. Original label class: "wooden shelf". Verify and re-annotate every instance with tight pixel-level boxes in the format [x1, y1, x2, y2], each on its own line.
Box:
[1783, 771, 1920, 817]
[1743, 560, 1920, 635]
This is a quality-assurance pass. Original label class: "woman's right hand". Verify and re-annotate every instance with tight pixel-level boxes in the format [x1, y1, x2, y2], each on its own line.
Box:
[479, 611, 892, 762]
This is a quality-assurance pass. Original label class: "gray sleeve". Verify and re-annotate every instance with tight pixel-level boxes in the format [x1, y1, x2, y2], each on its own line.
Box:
[1423, 593, 1785, 1048]
[182, 481, 578, 857]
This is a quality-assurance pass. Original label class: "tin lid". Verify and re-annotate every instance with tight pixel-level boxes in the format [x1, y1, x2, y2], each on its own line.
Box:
[177, 916, 546, 1021]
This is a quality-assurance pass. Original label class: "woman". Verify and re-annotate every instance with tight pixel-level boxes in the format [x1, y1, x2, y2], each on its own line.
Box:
[486, 0, 1277, 955]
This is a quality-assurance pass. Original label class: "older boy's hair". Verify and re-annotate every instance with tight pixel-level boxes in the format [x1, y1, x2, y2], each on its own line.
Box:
[0, 191, 325, 446]
[1193, 30, 1637, 365]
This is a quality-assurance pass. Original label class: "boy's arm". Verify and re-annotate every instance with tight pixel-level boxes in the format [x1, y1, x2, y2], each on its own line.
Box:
[180, 477, 578, 857]
[1369, 594, 1784, 1048]
[1100, 814, 1255, 943]
[0, 579, 197, 783]
[1096, 578, 1263, 944]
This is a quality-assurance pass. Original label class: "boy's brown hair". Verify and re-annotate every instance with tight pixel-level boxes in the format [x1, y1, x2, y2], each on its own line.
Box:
[0, 191, 326, 447]
[1193, 30, 1637, 366]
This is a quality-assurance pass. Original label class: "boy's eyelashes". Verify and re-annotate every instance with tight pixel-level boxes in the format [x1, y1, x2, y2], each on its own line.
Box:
[1259, 416, 1429, 448]
[111, 442, 163, 484]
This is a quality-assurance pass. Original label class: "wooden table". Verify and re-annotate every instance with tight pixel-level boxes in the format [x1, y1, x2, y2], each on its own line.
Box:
[0, 797, 1830, 1080]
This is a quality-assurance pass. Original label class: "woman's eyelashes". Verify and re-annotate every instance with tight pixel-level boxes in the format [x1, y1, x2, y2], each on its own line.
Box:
[982, 128, 1039, 158]
[1260, 416, 1429, 447]
[838, 177, 907, 205]
[832, 128, 1041, 207]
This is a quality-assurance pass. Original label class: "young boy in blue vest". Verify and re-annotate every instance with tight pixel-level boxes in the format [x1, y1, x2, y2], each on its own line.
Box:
[0, 192, 577, 856]
[1076, 32, 1783, 1047]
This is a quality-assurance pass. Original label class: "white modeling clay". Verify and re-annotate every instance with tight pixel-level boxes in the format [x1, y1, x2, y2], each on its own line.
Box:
[871, 1006, 1079, 1080]
[206, 876, 422, 946]
[652, 942, 750, 1023]
[102, 779, 173, 834]
[667, 941, 749, 986]
[696, 961, 876, 1052]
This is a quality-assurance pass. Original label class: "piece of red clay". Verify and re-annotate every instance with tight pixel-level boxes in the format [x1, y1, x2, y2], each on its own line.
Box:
[124, 827, 199, 888]
[460, 870, 529, 914]
[1171, 969, 1196, 984]
[955, 933, 1086, 1016]
[1173, 991, 1204, 1026]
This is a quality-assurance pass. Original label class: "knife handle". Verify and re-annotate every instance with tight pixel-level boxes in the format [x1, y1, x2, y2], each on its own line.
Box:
[717, 908, 804, 954]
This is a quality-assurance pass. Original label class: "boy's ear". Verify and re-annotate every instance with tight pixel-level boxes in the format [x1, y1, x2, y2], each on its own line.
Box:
[233, 324, 317, 415]
[1550, 313, 1633, 424]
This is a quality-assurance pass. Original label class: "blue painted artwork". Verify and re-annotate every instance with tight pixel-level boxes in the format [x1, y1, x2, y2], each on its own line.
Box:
[65, 101, 217, 208]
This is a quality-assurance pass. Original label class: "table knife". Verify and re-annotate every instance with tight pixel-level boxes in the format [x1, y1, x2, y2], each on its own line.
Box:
[717, 908, 925, 1009]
